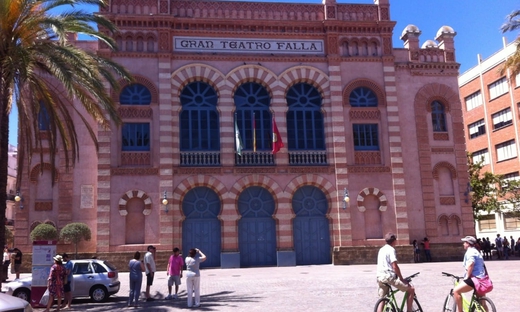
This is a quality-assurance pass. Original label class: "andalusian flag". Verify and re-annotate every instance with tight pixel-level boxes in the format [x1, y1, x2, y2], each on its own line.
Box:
[235, 117, 244, 156]
[272, 116, 284, 154]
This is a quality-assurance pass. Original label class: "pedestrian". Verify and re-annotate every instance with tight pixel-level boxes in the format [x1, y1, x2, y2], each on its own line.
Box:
[411, 240, 420, 263]
[185, 248, 207, 308]
[166, 247, 184, 300]
[495, 234, 503, 260]
[510, 236, 515, 257]
[483, 237, 491, 260]
[453, 236, 490, 312]
[503, 237, 510, 260]
[143, 245, 156, 301]
[128, 251, 144, 307]
[375, 233, 415, 312]
[2, 246, 10, 282]
[421, 237, 432, 262]
[516, 238, 520, 257]
[12, 248, 22, 280]
[62, 253, 73, 309]
[44, 255, 66, 312]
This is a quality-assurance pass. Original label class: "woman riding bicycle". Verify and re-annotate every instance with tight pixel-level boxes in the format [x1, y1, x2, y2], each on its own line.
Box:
[453, 236, 487, 311]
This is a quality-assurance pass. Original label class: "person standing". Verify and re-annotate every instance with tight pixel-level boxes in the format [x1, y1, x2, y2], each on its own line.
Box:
[503, 237, 510, 260]
[185, 248, 207, 308]
[12, 248, 22, 280]
[2, 246, 10, 282]
[62, 253, 73, 309]
[375, 233, 415, 312]
[495, 234, 503, 260]
[44, 255, 66, 312]
[510, 236, 515, 257]
[143, 245, 156, 301]
[453, 236, 488, 312]
[128, 251, 144, 307]
[421, 237, 431, 262]
[166, 247, 184, 299]
[483, 237, 491, 260]
[412, 240, 420, 263]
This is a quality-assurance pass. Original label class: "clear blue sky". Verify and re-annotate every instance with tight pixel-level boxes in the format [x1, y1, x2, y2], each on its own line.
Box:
[8, 0, 520, 146]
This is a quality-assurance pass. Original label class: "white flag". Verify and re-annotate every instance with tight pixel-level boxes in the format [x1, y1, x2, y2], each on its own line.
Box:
[235, 118, 244, 156]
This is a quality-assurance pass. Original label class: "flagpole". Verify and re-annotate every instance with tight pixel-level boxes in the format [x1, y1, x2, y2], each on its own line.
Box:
[253, 111, 256, 153]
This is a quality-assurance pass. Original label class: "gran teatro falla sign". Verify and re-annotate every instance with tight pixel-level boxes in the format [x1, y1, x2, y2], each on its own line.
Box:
[174, 36, 324, 55]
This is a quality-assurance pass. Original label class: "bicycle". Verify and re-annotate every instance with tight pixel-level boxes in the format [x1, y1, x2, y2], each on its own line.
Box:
[373, 272, 423, 312]
[441, 272, 496, 312]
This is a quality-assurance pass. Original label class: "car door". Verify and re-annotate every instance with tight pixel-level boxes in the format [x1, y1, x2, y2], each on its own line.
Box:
[72, 261, 94, 297]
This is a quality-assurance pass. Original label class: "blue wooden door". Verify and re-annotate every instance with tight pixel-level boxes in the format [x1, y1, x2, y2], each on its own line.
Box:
[238, 186, 277, 267]
[182, 187, 221, 267]
[292, 186, 331, 265]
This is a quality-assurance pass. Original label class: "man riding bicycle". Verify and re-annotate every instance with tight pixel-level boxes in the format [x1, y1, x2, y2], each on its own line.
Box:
[376, 232, 415, 312]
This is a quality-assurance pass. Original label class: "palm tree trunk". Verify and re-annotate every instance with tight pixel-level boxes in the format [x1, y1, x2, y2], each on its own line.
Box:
[0, 76, 11, 249]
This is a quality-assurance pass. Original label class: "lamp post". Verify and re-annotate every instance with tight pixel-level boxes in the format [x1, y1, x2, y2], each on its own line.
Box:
[14, 190, 23, 209]
[161, 191, 169, 213]
[343, 188, 350, 209]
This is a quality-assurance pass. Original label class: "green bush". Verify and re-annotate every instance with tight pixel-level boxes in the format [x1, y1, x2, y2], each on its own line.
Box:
[30, 224, 58, 241]
[60, 223, 92, 258]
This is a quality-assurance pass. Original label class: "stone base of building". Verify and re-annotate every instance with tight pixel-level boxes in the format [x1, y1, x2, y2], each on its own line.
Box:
[221, 252, 240, 268]
[333, 243, 466, 265]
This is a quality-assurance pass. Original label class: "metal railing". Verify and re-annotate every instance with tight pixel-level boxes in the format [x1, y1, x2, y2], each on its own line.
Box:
[180, 151, 221, 166]
[288, 150, 327, 165]
[235, 151, 275, 166]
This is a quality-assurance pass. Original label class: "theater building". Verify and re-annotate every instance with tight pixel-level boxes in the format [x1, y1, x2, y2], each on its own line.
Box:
[14, 0, 473, 267]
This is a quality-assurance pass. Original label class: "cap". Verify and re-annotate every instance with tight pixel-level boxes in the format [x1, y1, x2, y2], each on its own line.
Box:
[461, 236, 477, 245]
[147, 245, 156, 251]
[384, 232, 397, 243]
[53, 255, 63, 262]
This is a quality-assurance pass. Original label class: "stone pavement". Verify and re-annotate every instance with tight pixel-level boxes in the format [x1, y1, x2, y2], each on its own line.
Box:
[28, 259, 519, 311]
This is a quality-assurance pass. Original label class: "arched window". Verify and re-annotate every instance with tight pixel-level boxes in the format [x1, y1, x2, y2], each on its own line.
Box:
[180, 81, 219, 151]
[286, 83, 324, 150]
[234, 82, 271, 151]
[431, 101, 447, 132]
[38, 102, 50, 130]
[119, 83, 152, 105]
[349, 87, 378, 107]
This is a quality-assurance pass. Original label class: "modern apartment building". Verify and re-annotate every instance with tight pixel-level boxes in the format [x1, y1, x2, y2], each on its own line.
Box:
[14, 0, 473, 267]
[459, 40, 520, 241]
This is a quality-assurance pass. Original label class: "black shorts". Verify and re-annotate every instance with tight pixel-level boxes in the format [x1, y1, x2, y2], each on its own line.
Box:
[146, 273, 154, 286]
[64, 281, 71, 293]
[463, 277, 475, 289]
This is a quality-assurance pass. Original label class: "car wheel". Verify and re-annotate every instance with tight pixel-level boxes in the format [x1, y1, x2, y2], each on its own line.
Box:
[13, 288, 31, 302]
[90, 285, 108, 303]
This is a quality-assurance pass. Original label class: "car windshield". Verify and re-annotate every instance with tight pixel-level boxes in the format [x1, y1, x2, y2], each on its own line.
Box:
[103, 260, 117, 271]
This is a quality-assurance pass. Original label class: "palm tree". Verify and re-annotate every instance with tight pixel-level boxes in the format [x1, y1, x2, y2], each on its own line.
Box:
[0, 0, 132, 248]
[501, 10, 520, 75]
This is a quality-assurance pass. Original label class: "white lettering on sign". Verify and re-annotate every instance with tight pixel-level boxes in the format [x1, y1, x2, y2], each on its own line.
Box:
[174, 37, 324, 55]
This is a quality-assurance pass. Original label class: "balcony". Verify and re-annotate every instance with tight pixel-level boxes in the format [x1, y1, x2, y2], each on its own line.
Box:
[180, 151, 221, 166]
[288, 150, 327, 166]
[235, 151, 274, 166]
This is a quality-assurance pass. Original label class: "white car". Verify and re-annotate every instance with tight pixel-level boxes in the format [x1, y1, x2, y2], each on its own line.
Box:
[1, 259, 120, 303]
[0, 292, 33, 312]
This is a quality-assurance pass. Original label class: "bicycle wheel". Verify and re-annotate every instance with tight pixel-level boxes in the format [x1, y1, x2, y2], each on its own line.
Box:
[374, 298, 397, 312]
[442, 294, 456, 312]
[412, 297, 423, 312]
[470, 297, 496, 312]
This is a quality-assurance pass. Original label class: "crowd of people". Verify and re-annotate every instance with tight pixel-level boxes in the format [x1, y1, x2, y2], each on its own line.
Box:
[475, 234, 520, 260]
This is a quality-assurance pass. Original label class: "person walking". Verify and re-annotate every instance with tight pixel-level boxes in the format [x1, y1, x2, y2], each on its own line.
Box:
[44, 255, 66, 312]
[510, 236, 515, 257]
[375, 233, 415, 312]
[421, 237, 432, 262]
[412, 240, 420, 263]
[62, 253, 73, 309]
[2, 246, 10, 282]
[185, 248, 207, 308]
[128, 251, 144, 307]
[143, 245, 156, 301]
[453, 236, 489, 312]
[166, 247, 184, 299]
[12, 248, 22, 280]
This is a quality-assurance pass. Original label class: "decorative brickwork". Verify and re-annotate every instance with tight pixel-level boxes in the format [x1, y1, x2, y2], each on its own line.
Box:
[356, 187, 388, 212]
[35, 201, 53, 211]
[433, 132, 450, 141]
[111, 167, 158, 175]
[118, 107, 153, 119]
[343, 78, 386, 107]
[112, 75, 159, 103]
[354, 151, 381, 165]
[346, 166, 391, 173]
[121, 152, 151, 166]
[439, 196, 456, 205]
[29, 163, 59, 183]
[118, 190, 153, 216]
[432, 161, 457, 179]
[349, 109, 381, 120]
[431, 147, 454, 154]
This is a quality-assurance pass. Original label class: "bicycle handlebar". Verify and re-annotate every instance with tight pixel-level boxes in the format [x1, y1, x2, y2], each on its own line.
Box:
[405, 272, 420, 281]
[442, 272, 462, 280]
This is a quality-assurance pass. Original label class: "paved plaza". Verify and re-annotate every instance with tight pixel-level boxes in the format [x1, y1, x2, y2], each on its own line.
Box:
[26, 257, 518, 312]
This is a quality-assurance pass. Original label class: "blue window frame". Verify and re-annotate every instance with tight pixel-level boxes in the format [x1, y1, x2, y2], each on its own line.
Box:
[431, 101, 447, 132]
[286, 83, 325, 150]
[353, 124, 379, 150]
[349, 87, 378, 107]
[234, 82, 271, 151]
[180, 81, 220, 151]
[38, 103, 50, 130]
[119, 83, 152, 105]
[122, 123, 150, 151]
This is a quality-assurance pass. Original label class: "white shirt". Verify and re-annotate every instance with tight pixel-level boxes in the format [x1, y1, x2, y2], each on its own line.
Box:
[143, 251, 156, 274]
[376, 244, 398, 279]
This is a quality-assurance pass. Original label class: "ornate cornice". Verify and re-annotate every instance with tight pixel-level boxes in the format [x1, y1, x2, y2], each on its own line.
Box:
[111, 167, 159, 175]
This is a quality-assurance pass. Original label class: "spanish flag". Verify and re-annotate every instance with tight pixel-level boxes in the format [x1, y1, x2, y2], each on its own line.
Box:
[272, 116, 284, 154]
